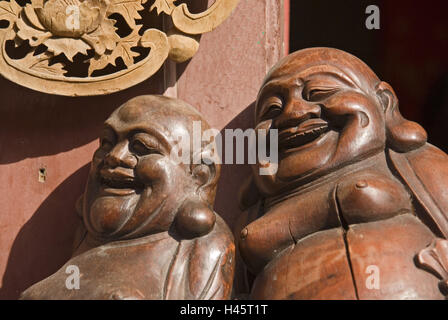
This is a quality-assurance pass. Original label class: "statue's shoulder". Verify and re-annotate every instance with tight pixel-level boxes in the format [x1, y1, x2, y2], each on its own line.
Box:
[160, 214, 235, 300]
[388, 143, 448, 237]
[195, 213, 235, 262]
[211, 214, 235, 243]
[404, 143, 448, 166]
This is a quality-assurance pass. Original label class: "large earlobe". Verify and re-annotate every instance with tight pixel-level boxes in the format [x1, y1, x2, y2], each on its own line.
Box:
[174, 197, 216, 239]
[377, 81, 427, 153]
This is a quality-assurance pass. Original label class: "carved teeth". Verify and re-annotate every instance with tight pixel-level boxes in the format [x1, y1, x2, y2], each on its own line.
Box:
[284, 125, 328, 141]
[100, 176, 143, 190]
[279, 122, 329, 150]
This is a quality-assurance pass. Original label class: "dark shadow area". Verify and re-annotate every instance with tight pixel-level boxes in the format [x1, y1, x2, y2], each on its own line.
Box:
[181, 0, 212, 14]
[290, 0, 448, 151]
[214, 102, 255, 229]
[421, 74, 448, 151]
[290, 0, 382, 72]
[0, 164, 90, 299]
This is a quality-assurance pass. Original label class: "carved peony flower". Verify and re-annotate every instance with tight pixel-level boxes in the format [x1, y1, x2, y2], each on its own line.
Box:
[16, 0, 119, 61]
[34, 0, 109, 38]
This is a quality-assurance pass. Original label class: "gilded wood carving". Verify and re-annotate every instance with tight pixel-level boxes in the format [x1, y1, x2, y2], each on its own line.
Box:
[0, 0, 239, 96]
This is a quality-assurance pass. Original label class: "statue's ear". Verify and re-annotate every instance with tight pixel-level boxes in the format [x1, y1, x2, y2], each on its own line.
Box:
[175, 150, 220, 240]
[376, 81, 427, 153]
[191, 148, 221, 205]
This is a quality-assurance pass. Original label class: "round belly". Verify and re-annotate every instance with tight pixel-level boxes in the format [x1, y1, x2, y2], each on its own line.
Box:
[250, 214, 444, 300]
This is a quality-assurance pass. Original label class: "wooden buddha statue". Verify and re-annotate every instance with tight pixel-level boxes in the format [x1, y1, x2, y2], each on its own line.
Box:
[235, 48, 448, 300]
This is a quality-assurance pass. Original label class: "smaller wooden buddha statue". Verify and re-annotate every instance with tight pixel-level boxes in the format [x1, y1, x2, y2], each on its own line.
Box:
[21, 95, 235, 300]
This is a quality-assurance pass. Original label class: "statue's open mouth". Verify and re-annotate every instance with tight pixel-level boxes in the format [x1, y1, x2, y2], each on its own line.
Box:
[278, 118, 330, 152]
[99, 168, 144, 195]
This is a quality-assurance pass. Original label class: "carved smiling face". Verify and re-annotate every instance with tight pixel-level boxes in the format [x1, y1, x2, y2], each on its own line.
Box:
[253, 48, 387, 195]
[82, 96, 213, 241]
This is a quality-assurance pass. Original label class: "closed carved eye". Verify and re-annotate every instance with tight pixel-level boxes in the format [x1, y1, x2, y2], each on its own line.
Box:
[260, 96, 283, 120]
[100, 138, 114, 151]
[304, 87, 340, 102]
[130, 134, 162, 156]
[100, 128, 116, 151]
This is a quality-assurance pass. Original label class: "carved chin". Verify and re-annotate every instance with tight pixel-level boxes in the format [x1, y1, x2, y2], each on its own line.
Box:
[88, 195, 137, 237]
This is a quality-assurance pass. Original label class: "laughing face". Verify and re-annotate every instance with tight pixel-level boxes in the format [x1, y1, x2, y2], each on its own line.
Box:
[253, 48, 387, 196]
[82, 95, 211, 241]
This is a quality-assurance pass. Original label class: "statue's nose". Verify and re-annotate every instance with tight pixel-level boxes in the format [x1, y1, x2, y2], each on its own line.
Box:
[104, 141, 137, 168]
[274, 98, 321, 130]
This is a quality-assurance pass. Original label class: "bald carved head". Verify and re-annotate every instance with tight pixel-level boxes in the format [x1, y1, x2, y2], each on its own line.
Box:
[82, 95, 221, 241]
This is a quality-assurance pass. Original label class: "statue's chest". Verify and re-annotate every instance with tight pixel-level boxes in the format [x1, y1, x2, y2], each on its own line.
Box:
[273, 168, 413, 241]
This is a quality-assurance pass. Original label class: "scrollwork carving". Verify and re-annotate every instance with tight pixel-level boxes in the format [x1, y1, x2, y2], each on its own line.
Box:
[0, 0, 239, 96]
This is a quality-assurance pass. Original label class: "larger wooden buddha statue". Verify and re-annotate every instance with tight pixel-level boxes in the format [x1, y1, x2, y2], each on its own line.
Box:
[235, 48, 448, 300]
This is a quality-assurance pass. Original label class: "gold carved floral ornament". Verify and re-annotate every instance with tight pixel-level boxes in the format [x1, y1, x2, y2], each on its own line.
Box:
[0, 0, 239, 96]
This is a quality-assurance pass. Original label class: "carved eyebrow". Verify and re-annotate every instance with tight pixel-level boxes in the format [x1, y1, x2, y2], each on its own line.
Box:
[305, 73, 356, 89]
[102, 121, 172, 152]
[259, 67, 357, 95]
[258, 76, 302, 96]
